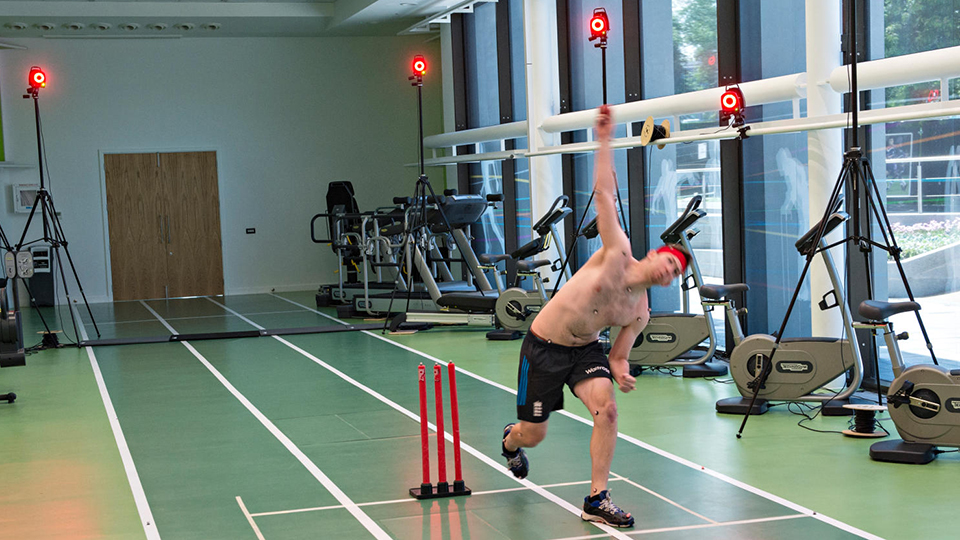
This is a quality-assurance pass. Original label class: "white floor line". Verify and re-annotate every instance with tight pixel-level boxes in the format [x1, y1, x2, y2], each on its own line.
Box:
[269, 294, 885, 540]
[211, 297, 634, 540]
[142, 303, 391, 540]
[548, 513, 810, 540]
[609, 473, 715, 524]
[236, 496, 266, 540]
[251, 479, 600, 517]
[81, 309, 161, 540]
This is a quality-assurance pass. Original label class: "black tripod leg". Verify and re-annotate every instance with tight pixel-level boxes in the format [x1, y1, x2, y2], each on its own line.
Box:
[46, 196, 100, 338]
[737, 158, 851, 437]
[736, 354, 773, 438]
[861, 160, 938, 365]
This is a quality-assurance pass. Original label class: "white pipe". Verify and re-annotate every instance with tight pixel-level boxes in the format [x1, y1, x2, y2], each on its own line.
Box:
[828, 45, 960, 92]
[423, 121, 527, 148]
[417, 100, 960, 166]
[539, 73, 806, 134]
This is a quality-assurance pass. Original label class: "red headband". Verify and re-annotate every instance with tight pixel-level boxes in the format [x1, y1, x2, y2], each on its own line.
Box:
[656, 245, 688, 273]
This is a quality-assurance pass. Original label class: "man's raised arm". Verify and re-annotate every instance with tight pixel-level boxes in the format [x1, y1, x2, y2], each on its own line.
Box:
[593, 105, 628, 250]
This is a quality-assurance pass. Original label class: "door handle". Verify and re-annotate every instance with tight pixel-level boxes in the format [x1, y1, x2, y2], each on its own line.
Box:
[165, 215, 171, 243]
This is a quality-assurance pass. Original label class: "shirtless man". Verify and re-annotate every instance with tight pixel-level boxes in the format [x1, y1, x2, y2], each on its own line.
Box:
[500, 104, 689, 528]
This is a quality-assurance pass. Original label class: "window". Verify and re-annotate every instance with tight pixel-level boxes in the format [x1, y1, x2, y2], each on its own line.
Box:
[867, 0, 960, 373]
[642, 1, 723, 325]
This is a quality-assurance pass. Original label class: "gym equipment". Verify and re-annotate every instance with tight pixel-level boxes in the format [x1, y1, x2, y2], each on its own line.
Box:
[0, 274, 26, 404]
[716, 206, 867, 416]
[610, 195, 742, 378]
[393, 195, 572, 339]
[491, 195, 572, 334]
[862, 300, 960, 464]
[311, 182, 411, 307]
[363, 192, 497, 317]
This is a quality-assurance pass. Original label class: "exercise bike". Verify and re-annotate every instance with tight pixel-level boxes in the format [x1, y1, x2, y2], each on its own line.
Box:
[857, 299, 960, 464]
[492, 195, 572, 334]
[716, 205, 867, 416]
[610, 195, 745, 377]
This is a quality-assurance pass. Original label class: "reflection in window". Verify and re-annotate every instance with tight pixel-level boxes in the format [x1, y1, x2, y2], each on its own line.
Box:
[738, 1, 808, 337]
[642, 0, 722, 338]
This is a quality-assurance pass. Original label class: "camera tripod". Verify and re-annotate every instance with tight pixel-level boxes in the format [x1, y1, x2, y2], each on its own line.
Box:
[381, 61, 462, 332]
[17, 84, 100, 345]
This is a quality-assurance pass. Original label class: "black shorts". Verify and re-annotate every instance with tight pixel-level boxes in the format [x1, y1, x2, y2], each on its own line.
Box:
[516, 330, 612, 423]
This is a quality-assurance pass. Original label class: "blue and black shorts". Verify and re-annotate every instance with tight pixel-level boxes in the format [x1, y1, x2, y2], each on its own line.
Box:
[516, 330, 612, 423]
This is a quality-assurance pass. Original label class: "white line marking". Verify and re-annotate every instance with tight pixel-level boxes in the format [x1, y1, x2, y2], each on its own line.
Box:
[548, 513, 810, 540]
[609, 473, 715, 523]
[251, 479, 600, 517]
[142, 304, 391, 540]
[269, 294, 885, 540]
[213, 297, 634, 540]
[139, 301, 178, 334]
[84, 340, 161, 539]
[236, 496, 266, 540]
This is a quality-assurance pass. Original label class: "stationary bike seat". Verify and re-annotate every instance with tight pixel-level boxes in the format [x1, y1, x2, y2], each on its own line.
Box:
[699, 283, 749, 300]
[858, 299, 920, 321]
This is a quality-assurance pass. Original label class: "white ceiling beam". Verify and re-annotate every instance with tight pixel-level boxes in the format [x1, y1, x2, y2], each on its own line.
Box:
[0, 2, 335, 19]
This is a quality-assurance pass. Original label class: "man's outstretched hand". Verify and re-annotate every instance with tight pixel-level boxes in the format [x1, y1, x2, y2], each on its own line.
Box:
[596, 104, 614, 142]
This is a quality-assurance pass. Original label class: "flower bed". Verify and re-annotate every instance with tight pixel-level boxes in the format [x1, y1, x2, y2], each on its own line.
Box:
[891, 218, 960, 259]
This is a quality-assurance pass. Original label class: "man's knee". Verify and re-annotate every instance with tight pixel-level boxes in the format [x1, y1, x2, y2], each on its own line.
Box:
[596, 399, 618, 425]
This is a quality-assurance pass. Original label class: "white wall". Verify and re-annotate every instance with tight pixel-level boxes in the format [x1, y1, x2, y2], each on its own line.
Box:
[0, 36, 443, 302]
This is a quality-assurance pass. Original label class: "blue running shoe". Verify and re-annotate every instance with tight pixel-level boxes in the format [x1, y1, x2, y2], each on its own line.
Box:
[501, 423, 529, 479]
[582, 490, 634, 528]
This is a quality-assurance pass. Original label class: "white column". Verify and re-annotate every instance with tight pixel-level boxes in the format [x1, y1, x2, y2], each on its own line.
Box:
[806, 0, 844, 337]
[523, 0, 564, 248]
[440, 24, 458, 186]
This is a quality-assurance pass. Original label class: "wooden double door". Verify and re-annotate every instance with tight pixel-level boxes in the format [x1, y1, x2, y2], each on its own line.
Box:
[104, 151, 224, 301]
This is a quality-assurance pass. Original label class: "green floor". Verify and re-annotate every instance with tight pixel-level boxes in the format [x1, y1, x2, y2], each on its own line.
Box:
[1, 292, 956, 539]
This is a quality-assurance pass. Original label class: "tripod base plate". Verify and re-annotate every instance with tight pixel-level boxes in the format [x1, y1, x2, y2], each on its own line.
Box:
[486, 329, 522, 341]
[682, 361, 728, 378]
[870, 439, 937, 464]
[716, 396, 769, 415]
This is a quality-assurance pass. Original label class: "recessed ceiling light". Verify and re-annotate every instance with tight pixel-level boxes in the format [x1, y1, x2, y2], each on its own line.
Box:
[119, 23, 140, 31]
[175, 23, 196, 31]
[64, 22, 85, 31]
[200, 23, 221, 31]
[93, 22, 112, 31]
[4, 22, 28, 30]
[146, 23, 168, 31]
[36, 23, 56, 31]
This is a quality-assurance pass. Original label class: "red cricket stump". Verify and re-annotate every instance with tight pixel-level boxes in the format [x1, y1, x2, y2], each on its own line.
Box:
[411, 364, 432, 497]
[433, 364, 449, 494]
[448, 362, 468, 494]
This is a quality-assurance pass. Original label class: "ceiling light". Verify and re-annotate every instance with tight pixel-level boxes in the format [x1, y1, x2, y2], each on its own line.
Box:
[5, 22, 28, 31]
